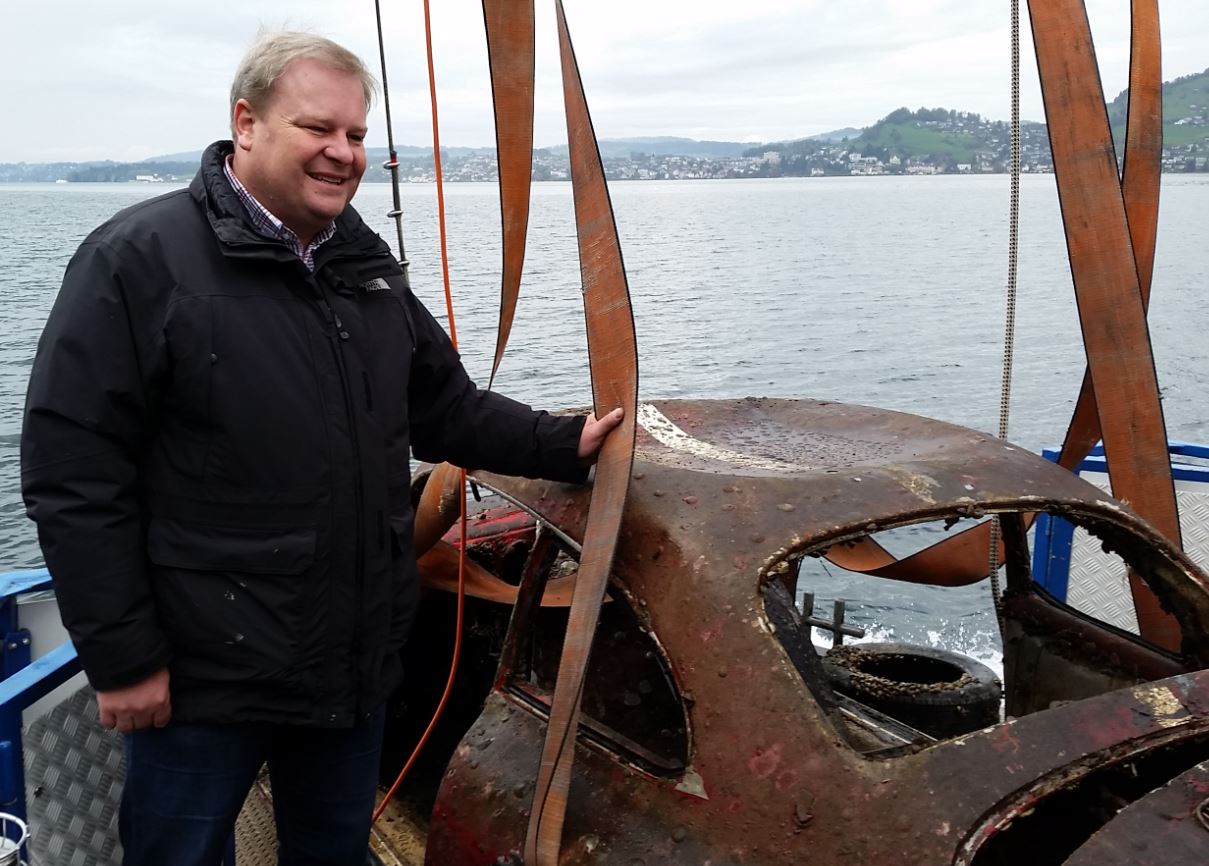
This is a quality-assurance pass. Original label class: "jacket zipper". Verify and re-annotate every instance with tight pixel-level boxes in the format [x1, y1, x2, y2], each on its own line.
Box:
[315, 284, 366, 720]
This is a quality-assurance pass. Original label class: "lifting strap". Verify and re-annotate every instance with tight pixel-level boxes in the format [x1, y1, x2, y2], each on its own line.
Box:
[817, 0, 1179, 652]
[1026, 0, 1178, 647]
[483, 0, 537, 389]
[521, 3, 638, 862]
[479, 0, 638, 860]
[1058, 0, 1164, 479]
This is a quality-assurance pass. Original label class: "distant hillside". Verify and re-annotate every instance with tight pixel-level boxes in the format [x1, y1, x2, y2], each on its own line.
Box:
[746, 107, 1054, 175]
[857, 108, 990, 164]
[854, 107, 1051, 169]
[146, 139, 753, 165]
[543, 137, 751, 159]
[1107, 66, 1209, 148]
[0, 159, 201, 183]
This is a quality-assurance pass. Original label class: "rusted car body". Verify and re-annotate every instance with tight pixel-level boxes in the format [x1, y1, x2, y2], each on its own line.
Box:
[373, 397, 1209, 865]
[364, 0, 1203, 858]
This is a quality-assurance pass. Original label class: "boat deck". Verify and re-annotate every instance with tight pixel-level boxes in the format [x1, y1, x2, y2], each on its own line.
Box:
[19, 682, 425, 865]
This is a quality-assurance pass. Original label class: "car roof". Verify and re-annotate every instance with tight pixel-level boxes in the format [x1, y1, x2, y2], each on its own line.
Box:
[485, 398, 1146, 549]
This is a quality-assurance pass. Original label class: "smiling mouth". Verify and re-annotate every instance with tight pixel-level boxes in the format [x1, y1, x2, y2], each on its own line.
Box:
[308, 173, 347, 186]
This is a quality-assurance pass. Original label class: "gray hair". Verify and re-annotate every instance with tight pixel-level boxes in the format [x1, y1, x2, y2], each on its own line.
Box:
[229, 31, 378, 132]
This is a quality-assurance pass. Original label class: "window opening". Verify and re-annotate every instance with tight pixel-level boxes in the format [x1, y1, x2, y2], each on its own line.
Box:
[762, 506, 1191, 756]
[505, 539, 689, 775]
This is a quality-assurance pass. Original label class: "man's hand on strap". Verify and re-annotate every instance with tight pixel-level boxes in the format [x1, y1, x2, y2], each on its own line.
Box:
[577, 408, 624, 465]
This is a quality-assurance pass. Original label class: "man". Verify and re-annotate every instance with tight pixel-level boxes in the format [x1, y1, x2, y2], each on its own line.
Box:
[21, 31, 621, 866]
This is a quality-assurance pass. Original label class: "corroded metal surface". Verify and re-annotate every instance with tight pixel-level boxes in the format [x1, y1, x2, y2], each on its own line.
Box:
[1063, 760, 1209, 864]
[485, 399, 1202, 576]
[398, 398, 1209, 865]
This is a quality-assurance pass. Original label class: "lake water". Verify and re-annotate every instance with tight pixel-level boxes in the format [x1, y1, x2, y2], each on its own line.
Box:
[2, 175, 1207, 665]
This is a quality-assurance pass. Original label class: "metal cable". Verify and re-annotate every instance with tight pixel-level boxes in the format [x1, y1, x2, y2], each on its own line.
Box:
[373, 0, 412, 285]
[988, 0, 1022, 627]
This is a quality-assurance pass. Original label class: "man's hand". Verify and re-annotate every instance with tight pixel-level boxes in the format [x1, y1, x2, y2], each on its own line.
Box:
[97, 668, 172, 733]
[577, 407, 625, 465]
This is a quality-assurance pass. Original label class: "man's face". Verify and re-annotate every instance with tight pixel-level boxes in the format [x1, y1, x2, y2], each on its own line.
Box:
[231, 58, 368, 245]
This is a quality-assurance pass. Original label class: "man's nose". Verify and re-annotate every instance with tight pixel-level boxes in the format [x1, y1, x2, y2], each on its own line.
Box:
[325, 137, 354, 164]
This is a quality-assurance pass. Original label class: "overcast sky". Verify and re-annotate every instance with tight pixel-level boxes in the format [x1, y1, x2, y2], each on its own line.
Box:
[3, 0, 1207, 163]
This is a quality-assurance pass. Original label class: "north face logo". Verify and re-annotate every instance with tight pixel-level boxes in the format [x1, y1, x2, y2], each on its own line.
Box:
[361, 277, 391, 292]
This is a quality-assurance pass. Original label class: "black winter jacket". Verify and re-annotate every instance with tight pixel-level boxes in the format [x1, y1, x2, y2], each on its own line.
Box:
[21, 141, 586, 726]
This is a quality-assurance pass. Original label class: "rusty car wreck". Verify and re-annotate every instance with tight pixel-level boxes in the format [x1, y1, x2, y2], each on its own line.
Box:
[1, 0, 1204, 863]
[361, 0, 1209, 859]
[368, 398, 1209, 865]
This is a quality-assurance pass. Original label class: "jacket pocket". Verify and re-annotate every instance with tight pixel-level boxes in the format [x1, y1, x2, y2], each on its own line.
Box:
[385, 515, 421, 655]
[147, 518, 318, 682]
[147, 518, 315, 574]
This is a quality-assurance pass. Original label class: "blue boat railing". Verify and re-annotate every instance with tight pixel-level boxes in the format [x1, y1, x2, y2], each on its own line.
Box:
[0, 570, 282, 865]
[1031, 441, 1209, 601]
[0, 568, 81, 824]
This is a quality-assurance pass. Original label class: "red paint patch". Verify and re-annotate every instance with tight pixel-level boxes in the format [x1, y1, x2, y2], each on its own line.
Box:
[749, 742, 784, 779]
[991, 724, 1022, 756]
[775, 769, 798, 792]
[1087, 704, 1146, 745]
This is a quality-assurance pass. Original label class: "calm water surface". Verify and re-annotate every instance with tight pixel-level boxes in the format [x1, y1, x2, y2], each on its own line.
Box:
[2, 175, 1206, 662]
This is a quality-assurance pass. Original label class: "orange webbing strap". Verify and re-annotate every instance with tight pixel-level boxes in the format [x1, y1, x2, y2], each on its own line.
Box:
[413, 461, 464, 558]
[1054, 0, 1162, 476]
[1121, 0, 1163, 302]
[482, 0, 536, 389]
[418, 540, 589, 607]
[1029, 0, 1179, 647]
[819, 0, 1171, 599]
[523, 2, 639, 863]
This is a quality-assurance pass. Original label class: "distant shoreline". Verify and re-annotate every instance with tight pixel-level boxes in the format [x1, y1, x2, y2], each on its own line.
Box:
[9, 168, 1209, 186]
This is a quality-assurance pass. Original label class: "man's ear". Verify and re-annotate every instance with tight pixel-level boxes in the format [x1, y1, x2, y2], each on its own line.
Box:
[232, 98, 257, 152]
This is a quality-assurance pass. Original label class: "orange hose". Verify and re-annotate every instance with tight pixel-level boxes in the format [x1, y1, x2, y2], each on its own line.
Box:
[426, 0, 458, 352]
[372, 500, 467, 824]
[372, 0, 468, 826]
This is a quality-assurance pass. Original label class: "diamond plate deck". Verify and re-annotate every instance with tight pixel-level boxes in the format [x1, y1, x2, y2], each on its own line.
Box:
[1067, 472, 1209, 632]
[23, 687, 121, 866]
[18, 685, 323, 866]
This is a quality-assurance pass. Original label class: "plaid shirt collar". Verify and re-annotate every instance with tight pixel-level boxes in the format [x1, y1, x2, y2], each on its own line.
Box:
[223, 156, 336, 271]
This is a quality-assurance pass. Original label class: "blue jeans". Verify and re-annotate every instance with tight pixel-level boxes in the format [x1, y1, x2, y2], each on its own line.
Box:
[119, 707, 386, 866]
